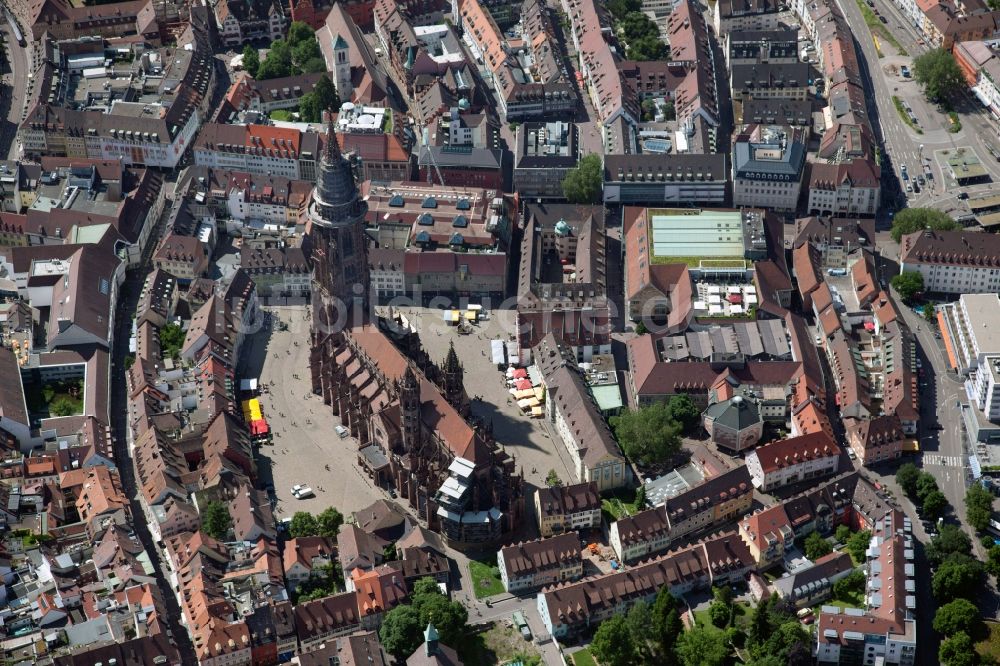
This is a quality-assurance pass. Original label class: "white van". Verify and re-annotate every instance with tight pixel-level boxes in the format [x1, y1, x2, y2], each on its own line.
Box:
[335, 425, 349, 439]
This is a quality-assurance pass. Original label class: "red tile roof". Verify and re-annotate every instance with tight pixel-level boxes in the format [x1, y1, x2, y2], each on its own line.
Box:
[753, 432, 838, 474]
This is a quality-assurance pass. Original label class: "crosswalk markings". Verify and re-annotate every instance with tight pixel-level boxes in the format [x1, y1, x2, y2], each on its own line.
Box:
[922, 454, 963, 467]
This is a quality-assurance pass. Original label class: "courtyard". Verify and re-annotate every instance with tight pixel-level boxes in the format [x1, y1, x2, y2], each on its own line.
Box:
[23, 378, 84, 420]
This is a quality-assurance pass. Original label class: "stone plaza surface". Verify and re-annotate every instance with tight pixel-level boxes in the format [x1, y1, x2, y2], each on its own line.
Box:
[249, 304, 579, 534]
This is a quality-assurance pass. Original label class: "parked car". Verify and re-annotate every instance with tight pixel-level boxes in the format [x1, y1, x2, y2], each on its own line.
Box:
[293, 486, 315, 499]
[901, 65, 910, 77]
[880, 15, 888, 22]
[335, 425, 349, 439]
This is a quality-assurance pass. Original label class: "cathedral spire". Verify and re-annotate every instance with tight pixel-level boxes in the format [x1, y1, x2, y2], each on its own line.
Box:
[402, 364, 419, 391]
[443, 342, 462, 374]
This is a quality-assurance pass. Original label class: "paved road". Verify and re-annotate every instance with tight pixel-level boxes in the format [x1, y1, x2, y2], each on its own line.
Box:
[894, 297, 971, 516]
[839, 0, 1000, 225]
[0, 15, 30, 160]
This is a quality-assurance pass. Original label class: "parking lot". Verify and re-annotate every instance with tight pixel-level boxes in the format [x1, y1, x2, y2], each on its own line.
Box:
[244, 305, 384, 519]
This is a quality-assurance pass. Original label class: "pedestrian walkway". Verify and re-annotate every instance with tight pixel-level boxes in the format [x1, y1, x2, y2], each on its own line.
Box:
[923, 454, 964, 467]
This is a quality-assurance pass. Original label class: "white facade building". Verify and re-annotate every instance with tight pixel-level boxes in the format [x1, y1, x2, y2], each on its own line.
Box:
[940, 294, 1000, 421]
[899, 230, 1000, 294]
[746, 433, 840, 491]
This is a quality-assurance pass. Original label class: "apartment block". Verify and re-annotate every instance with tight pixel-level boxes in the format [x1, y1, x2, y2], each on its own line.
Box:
[899, 229, 1000, 294]
[610, 466, 753, 563]
[746, 432, 840, 491]
[534, 482, 602, 538]
[534, 336, 631, 491]
[497, 533, 583, 594]
[537, 533, 752, 639]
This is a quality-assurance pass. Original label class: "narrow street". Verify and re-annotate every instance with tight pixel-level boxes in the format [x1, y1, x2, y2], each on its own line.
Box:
[0, 16, 31, 160]
[109, 182, 197, 664]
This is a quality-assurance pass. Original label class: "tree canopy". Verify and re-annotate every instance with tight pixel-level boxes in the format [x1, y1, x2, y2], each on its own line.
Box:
[294, 562, 344, 602]
[606, 0, 641, 18]
[932, 553, 985, 601]
[610, 401, 683, 466]
[257, 40, 293, 80]
[287, 20, 315, 46]
[620, 12, 659, 40]
[758, 621, 811, 665]
[891, 271, 925, 305]
[379, 577, 468, 659]
[933, 598, 982, 638]
[200, 501, 232, 540]
[804, 532, 832, 560]
[709, 599, 731, 627]
[890, 207, 959, 243]
[316, 507, 344, 537]
[677, 626, 728, 666]
[662, 100, 676, 121]
[651, 586, 683, 660]
[629, 35, 670, 61]
[242, 45, 260, 78]
[916, 471, 940, 502]
[289, 507, 344, 538]
[939, 631, 977, 666]
[896, 462, 921, 497]
[743, 595, 804, 662]
[257, 24, 329, 80]
[378, 605, 422, 658]
[625, 601, 656, 664]
[591, 615, 636, 666]
[666, 394, 701, 435]
[159, 323, 186, 359]
[925, 302, 938, 323]
[913, 48, 966, 102]
[562, 154, 603, 204]
[922, 490, 948, 521]
[927, 525, 972, 568]
[846, 530, 872, 563]
[965, 483, 994, 532]
[832, 570, 865, 602]
[619, 12, 668, 60]
[288, 511, 319, 538]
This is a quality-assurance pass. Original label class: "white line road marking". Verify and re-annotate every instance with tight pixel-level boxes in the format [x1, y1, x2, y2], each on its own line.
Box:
[923, 454, 963, 467]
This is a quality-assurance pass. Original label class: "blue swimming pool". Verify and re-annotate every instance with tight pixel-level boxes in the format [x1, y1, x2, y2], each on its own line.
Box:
[642, 139, 671, 153]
